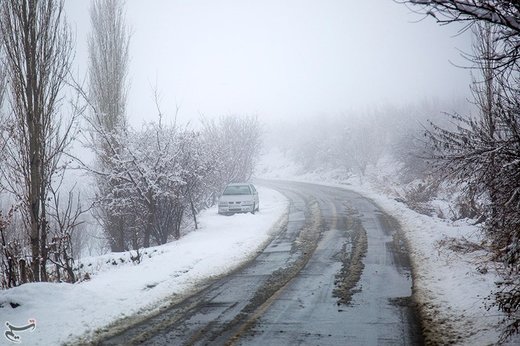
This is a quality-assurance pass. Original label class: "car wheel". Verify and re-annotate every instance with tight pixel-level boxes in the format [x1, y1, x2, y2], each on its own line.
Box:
[251, 204, 256, 214]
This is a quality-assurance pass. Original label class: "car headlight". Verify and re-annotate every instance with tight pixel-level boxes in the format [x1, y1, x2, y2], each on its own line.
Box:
[241, 201, 253, 206]
[219, 202, 228, 206]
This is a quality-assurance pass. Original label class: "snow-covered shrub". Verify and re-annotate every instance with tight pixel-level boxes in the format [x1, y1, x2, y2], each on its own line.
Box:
[400, 180, 440, 216]
[425, 61, 520, 343]
[90, 123, 206, 249]
[88, 115, 262, 251]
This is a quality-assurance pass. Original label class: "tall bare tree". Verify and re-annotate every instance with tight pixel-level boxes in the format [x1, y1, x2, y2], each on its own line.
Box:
[88, 0, 129, 133]
[87, 0, 130, 252]
[0, 0, 74, 282]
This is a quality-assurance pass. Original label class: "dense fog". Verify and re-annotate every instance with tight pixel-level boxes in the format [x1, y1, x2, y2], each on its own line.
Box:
[1, 1, 519, 343]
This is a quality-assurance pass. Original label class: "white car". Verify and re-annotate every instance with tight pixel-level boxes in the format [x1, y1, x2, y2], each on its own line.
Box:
[218, 183, 259, 215]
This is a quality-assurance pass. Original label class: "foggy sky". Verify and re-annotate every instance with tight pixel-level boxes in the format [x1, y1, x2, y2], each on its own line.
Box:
[65, 0, 473, 126]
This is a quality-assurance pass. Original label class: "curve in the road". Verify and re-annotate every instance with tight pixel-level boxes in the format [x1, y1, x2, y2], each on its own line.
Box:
[96, 180, 423, 346]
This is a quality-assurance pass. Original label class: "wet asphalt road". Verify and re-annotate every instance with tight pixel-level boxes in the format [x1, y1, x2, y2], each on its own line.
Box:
[97, 180, 423, 346]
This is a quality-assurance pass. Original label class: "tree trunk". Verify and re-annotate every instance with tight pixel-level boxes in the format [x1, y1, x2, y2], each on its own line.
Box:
[188, 186, 198, 230]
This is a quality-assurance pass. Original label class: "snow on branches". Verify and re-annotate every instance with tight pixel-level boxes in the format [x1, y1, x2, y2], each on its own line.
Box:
[86, 115, 261, 251]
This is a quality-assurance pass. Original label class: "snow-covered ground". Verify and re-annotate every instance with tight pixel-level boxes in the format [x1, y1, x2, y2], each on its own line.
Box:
[1, 149, 517, 345]
[0, 187, 288, 345]
[257, 149, 513, 345]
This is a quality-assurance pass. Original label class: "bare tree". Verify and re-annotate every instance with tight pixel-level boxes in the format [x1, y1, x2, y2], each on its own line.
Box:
[87, 0, 130, 252]
[83, 119, 215, 248]
[46, 179, 90, 283]
[88, 0, 129, 133]
[0, 48, 6, 112]
[400, 0, 520, 70]
[0, 0, 74, 282]
[402, 4, 520, 338]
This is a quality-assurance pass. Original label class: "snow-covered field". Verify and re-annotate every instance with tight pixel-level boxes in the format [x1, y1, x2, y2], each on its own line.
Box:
[257, 150, 513, 345]
[0, 187, 288, 345]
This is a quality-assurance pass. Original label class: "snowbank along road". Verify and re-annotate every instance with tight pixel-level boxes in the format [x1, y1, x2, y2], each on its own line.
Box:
[97, 180, 423, 345]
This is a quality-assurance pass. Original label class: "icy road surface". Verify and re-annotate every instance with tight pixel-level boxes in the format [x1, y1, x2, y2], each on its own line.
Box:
[99, 180, 423, 345]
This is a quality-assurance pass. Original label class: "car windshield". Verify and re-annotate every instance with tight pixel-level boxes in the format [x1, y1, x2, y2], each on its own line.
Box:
[223, 185, 251, 195]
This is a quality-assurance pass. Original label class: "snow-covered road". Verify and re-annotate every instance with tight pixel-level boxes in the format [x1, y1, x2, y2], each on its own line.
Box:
[98, 180, 421, 345]
[258, 155, 515, 345]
